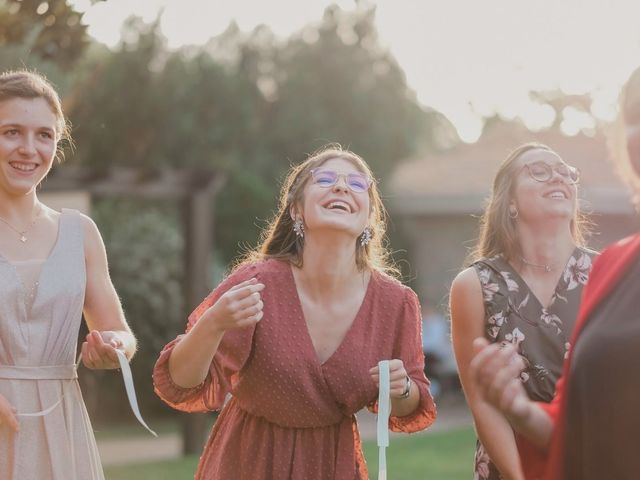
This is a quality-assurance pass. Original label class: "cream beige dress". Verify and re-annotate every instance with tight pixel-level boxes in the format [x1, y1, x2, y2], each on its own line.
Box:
[0, 209, 103, 480]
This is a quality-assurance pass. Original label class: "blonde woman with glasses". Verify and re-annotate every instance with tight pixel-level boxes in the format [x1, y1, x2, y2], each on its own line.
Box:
[450, 143, 596, 480]
[471, 67, 640, 480]
[153, 145, 436, 480]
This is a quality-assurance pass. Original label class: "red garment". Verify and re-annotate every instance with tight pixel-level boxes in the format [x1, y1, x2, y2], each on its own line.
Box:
[517, 234, 640, 480]
[153, 259, 436, 480]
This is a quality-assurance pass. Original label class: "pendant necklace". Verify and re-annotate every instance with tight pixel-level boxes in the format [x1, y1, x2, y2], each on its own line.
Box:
[0, 205, 41, 243]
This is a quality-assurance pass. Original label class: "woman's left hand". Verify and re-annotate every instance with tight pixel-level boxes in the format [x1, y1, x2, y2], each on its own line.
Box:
[370, 359, 410, 399]
[81, 330, 124, 370]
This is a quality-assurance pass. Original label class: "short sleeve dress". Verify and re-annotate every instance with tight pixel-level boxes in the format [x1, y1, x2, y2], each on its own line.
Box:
[470, 247, 595, 480]
[153, 259, 436, 480]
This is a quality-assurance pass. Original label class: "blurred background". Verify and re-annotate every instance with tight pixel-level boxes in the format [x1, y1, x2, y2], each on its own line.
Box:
[2, 0, 640, 478]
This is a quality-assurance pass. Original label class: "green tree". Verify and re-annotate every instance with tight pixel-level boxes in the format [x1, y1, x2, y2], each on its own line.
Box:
[0, 0, 90, 69]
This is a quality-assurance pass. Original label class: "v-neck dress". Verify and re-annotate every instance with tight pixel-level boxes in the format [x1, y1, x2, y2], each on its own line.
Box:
[470, 247, 595, 480]
[0, 209, 104, 480]
[154, 259, 436, 480]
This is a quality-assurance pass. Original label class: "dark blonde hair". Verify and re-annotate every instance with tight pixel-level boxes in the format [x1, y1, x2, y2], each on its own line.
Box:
[0, 70, 71, 158]
[469, 142, 588, 263]
[240, 144, 398, 276]
[610, 66, 640, 202]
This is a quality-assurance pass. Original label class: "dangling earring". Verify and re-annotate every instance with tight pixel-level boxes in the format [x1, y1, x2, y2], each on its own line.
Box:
[509, 206, 518, 219]
[360, 227, 372, 246]
[293, 218, 304, 238]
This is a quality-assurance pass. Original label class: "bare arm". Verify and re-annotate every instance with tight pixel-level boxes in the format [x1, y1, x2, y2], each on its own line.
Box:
[450, 267, 524, 480]
[469, 338, 553, 449]
[81, 214, 136, 369]
[168, 279, 264, 388]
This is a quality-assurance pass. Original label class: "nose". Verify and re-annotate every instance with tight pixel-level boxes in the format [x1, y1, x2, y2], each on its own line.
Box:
[332, 174, 349, 192]
[18, 133, 37, 157]
[549, 167, 568, 184]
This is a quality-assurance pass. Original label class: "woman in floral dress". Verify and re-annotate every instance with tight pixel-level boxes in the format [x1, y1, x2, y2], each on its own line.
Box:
[449, 143, 595, 480]
[469, 66, 640, 480]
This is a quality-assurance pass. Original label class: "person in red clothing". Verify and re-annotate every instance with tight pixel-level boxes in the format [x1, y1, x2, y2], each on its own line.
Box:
[153, 145, 436, 480]
[469, 66, 640, 480]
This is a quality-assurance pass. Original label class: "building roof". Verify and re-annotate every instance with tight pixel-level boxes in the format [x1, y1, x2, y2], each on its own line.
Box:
[388, 122, 635, 215]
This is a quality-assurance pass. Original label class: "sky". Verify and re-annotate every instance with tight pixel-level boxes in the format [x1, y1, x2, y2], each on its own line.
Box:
[69, 0, 640, 142]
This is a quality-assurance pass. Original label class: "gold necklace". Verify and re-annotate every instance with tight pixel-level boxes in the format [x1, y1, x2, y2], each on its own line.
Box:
[520, 256, 556, 273]
[0, 206, 41, 243]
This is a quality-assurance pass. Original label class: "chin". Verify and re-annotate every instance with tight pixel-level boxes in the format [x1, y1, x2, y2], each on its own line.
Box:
[6, 182, 39, 196]
[311, 220, 361, 237]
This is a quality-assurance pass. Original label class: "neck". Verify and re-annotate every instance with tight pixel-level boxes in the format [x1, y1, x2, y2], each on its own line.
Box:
[514, 221, 576, 272]
[0, 191, 40, 224]
[297, 232, 364, 298]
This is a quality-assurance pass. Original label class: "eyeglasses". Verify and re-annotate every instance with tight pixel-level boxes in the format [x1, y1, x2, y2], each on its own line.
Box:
[523, 161, 580, 185]
[310, 168, 372, 193]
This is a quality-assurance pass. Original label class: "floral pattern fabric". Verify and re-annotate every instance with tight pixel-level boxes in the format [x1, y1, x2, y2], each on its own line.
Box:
[471, 247, 595, 480]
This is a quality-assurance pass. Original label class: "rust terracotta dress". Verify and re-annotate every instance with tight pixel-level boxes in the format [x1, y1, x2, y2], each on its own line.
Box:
[153, 259, 436, 480]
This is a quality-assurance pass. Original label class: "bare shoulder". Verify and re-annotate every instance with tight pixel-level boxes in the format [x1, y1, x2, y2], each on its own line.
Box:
[76, 213, 107, 256]
[450, 266, 482, 297]
[449, 266, 484, 328]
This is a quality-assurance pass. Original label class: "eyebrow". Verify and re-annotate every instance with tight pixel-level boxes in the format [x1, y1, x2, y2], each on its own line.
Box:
[0, 122, 55, 132]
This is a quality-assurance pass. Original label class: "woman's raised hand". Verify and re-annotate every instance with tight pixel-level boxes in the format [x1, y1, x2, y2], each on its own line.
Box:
[0, 393, 18, 433]
[469, 337, 532, 423]
[204, 278, 265, 332]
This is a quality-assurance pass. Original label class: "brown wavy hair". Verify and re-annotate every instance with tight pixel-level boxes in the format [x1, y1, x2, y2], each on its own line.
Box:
[468, 142, 589, 264]
[240, 144, 399, 277]
[0, 69, 72, 160]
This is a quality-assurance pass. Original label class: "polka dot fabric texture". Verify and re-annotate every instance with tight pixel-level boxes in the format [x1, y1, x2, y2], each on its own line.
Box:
[153, 259, 436, 480]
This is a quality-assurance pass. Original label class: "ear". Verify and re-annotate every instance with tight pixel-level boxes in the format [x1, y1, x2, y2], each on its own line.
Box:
[289, 205, 299, 222]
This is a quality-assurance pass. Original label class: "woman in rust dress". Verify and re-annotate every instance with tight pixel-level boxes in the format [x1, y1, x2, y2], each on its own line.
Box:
[450, 143, 595, 480]
[153, 146, 436, 479]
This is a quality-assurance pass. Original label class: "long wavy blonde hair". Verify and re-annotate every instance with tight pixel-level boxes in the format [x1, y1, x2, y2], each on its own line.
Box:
[239, 144, 399, 277]
[609, 66, 640, 205]
[468, 142, 589, 264]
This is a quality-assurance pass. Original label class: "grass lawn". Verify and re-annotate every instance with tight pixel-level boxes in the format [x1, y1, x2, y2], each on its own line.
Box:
[105, 427, 476, 480]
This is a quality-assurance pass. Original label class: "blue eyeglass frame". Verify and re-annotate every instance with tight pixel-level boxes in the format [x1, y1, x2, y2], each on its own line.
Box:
[309, 168, 373, 193]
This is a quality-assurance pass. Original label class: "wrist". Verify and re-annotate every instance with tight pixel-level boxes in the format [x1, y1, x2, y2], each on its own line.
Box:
[194, 311, 227, 339]
[397, 375, 412, 400]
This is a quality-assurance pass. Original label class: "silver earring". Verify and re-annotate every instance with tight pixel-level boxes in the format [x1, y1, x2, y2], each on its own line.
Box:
[509, 206, 518, 219]
[293, 218, 304, 238]
[360, 227, 372, 246]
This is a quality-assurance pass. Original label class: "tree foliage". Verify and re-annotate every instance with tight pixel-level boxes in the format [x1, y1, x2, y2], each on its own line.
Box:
[64, 5, 455, 263]
[0, 0, 90, 69]
[0, 2, 459, 422]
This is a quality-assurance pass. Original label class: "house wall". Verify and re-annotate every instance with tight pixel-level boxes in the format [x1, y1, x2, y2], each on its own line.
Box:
[398, 212, 640, 316]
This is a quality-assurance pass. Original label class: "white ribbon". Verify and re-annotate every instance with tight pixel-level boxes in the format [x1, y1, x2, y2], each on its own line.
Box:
[16, 352, 157, 437]
[377, 360, 391, 480]
[114, 349, 157, 437]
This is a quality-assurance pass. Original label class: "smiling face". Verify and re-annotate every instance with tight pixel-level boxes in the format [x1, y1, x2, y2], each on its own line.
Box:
[511, 148, 578, 225]
[0, 97, 58, 198]
[295, 157, 371, 239]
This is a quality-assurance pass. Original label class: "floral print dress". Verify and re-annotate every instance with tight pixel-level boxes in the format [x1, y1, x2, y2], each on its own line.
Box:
[471, 247, 595, 480]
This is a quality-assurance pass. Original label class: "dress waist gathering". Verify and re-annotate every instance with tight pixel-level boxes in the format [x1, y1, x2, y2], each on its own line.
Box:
[0, 364, 77, 380]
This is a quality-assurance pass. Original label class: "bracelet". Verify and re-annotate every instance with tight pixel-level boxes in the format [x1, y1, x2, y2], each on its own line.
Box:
[398, 375, 411, 399]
